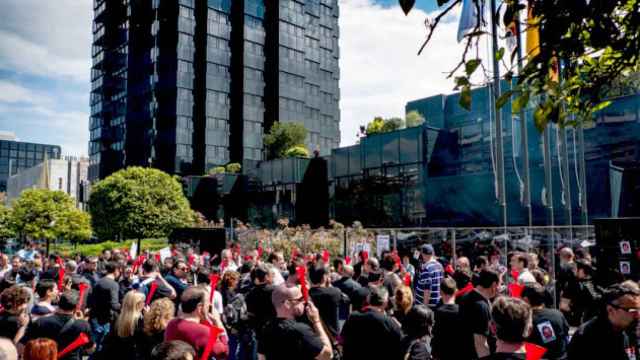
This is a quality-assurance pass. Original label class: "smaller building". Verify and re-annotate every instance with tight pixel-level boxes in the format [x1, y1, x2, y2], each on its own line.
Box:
[6, 157, 89, 209]
[0, 138, 61, 192]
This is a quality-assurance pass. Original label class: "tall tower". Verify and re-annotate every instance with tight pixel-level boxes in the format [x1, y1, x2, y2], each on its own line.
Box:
[89, 0, 340, 180]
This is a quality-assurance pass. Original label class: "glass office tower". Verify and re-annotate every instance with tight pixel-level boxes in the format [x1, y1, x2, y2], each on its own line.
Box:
[0, 140, 61, 192]
[90, 0, 340, 180]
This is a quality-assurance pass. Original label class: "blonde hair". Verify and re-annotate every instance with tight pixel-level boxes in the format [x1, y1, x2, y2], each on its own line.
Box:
[395, 285, 413, 315]
[115, 291, 145, 338]
[144, 297, 175, 335]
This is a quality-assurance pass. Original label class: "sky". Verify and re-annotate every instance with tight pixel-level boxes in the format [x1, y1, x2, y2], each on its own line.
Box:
[0, 0, 464, 157]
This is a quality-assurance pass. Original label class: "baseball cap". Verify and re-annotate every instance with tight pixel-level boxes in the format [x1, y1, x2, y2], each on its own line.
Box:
[421, 244, 435, 255]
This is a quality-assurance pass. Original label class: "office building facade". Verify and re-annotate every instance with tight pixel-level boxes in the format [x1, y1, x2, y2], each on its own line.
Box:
[6, 157, 89, 209]
[0, 139, 61, 193]
[89, 0, 340, 180]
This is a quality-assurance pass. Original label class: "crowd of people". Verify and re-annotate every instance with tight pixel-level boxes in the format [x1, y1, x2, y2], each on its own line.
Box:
[0, 237, 636, 360]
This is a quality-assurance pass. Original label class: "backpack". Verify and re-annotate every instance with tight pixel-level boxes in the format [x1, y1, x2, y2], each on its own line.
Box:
[223, 293, 248, 331]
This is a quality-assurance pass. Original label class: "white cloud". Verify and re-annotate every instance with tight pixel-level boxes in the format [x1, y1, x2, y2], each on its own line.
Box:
[0, 80, 54, 106]
[0, 0, 92, 82]
[0, 30, 91, 83]
[339, 0, 470, 145]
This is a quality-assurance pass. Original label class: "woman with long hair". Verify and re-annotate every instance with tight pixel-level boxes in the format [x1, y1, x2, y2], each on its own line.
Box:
[393, 285, 414, 328]
[138, 298, 175, 360]
[97, 290, 145, 360]
[23, 338, 57, 360]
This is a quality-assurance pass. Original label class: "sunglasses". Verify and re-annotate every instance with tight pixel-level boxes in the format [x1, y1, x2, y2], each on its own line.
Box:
[610, 303, 640, 314]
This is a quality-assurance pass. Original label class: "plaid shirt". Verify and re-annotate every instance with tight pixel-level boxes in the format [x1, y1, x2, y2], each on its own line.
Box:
[415, 259, 444, 307]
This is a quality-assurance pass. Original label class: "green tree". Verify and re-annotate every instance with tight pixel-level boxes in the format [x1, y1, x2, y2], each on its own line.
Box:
[225, 163, 242, 174]
[284, 145, 311, 158]
[0, 204, 15, 239]
[365, 117, 386, 135]
[264, 122, 308, 159]
[88, 167, 195, 240]
[10, 189, 91, 242]
[405, 110, 425, 127]
[405, 0, 640, 129]
[382, 117, 404, 132]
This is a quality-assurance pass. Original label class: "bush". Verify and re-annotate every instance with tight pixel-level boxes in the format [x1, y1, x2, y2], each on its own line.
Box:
[283, 145, 310, 158]
[225, 163, 242, 174]
[50, 238, 169, 257]
[209, 166, 226, 175]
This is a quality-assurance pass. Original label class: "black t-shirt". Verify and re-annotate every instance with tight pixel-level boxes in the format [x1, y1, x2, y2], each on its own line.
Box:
[350, 286, 370, 312]
[341, 308, 403, 360]
[245, 283, 276, 335]
[309, 286, 343, 337]
[568, 315, 636, 360]
[401, 336, 432, 360]
[431, 303, 460, 360]
[0, 312, 22, 341]
[23, 313, 93, 360]
[258, 318, 324, 360]
[527, 308, 569, 360]
[458, 290, 494, 360]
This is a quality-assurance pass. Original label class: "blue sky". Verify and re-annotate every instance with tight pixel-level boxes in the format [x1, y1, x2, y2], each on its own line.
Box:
[0, 0, 459, 157]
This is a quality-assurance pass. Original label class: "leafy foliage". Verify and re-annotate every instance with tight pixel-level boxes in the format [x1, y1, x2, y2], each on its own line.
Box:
[284, 145, 311, 158]
[408, 0, 640, 129]
[225, 163, 242, 174]
[0, 204, 15, 239]
[51, 238, 168, 257]
[264, 122, 308, 159]
[405, 110, 426, 127]
[10, 189, 91, 242]
[88, 167, 195, 240]
[208, 166, 226, 175]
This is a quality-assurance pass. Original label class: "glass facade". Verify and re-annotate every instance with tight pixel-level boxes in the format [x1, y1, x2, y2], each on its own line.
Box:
[404, 89, 640, 227]
[90, 0, 340, 180]
[275, 0, 340, 156]
[0, 140, 61, 192]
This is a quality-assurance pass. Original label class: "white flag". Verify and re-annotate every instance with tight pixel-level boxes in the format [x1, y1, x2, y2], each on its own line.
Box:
[130, 240, 138, 259]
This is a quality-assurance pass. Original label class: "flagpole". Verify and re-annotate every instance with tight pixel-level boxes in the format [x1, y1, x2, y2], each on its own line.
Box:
[490, 0, 507, 232]
[577, 122, 588, 225]
[514, 18, 532, 227]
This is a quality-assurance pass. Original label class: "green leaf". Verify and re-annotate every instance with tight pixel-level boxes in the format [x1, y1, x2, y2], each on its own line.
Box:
[592, 100, 612, 112]
[533, 106, 548, 132]
[512, 91, 530, 113]
[459, 85, 472, 111]
[454, 76, 470, 89]
[495, 47, 505, 62]
[496, 90, 514, 109]
[465, 59, 482, 76]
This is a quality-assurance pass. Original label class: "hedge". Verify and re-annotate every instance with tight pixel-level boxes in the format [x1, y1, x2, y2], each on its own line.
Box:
[50, 238, 169, 257]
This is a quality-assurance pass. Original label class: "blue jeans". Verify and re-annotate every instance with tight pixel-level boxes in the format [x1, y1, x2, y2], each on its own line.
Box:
[89, 318, 110, 354]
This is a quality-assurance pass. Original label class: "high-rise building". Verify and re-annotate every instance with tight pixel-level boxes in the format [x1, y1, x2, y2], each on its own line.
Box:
[89, 0, 340, 181]
[0, 139, 61, 193]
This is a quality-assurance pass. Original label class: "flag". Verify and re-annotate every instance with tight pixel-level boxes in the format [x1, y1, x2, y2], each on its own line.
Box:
[296, 266, 309, 303]
[209, 274, 220, 303]
[525, 342, 547, 360]
[457, 0, 483, 43]
[505, 20, 518, 54]
[146, 281, 158, 306]
[58, 333, 90, 359]
[525, 1, 540, 59]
